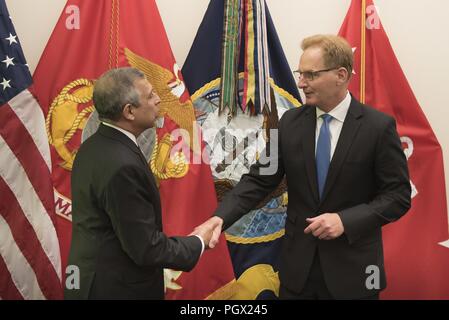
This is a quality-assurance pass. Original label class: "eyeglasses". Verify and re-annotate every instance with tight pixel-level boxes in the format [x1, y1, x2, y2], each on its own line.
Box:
[293, 67, 339, 81]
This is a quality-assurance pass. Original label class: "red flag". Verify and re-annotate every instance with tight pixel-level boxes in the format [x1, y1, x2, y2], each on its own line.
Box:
[32, 0, 235, 299]
[0, 0, 62, 299]
[339, 0, 449, 299]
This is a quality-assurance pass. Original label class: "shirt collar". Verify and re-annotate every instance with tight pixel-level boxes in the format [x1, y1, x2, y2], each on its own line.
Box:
[316, 91, 351, 123]
[101, 121, 138, 146]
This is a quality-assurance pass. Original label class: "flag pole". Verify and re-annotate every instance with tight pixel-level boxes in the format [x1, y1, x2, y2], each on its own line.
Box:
[360, 0, 366, 103]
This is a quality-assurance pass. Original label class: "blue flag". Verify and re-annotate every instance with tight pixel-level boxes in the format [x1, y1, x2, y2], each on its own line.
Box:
[183, 0, 301, 299]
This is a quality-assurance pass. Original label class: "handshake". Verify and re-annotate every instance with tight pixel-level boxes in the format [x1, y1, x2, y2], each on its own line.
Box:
[189, 216, 224, 250]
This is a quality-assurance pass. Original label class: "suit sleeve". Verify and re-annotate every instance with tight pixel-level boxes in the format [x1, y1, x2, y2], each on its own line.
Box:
[102, 164, 202, 271]
[215, 122, 286, 230]
[338, 117, 411, 244]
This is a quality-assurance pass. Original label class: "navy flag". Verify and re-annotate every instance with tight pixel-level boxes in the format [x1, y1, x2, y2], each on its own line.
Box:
[183, 0, 301, 299]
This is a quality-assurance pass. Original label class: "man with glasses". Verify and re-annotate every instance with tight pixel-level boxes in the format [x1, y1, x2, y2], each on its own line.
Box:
[199, 34, 411, 299]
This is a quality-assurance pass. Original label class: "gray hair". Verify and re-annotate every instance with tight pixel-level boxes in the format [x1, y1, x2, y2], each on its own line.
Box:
[93, 67, 145, 121]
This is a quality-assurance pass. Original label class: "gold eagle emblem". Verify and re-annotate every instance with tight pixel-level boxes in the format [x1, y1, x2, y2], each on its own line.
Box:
[45, 79, 95, 170]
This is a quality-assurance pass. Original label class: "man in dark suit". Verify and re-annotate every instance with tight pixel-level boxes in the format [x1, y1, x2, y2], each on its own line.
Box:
[65, 67, 210, 300]
[200, 35, 411, 299]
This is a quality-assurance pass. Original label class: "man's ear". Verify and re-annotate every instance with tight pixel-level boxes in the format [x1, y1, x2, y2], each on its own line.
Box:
[122, 103, 135, 121]
[336, 67, 350, 85]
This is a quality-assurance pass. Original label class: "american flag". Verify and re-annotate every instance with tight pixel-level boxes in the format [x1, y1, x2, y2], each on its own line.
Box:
[0, 0, 62, 299]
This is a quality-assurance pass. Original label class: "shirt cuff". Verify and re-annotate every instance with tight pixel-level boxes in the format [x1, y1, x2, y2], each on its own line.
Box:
[193, 235, 205, 256]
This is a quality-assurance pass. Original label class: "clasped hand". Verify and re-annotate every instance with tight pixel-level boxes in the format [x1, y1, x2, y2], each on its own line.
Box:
[190, 216, 224, 249]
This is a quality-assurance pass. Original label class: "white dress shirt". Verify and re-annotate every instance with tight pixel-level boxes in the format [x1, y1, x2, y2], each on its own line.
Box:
[102, 121, 138, 146]
[101, 121, 205, 254]
[315, 91, 351, 159]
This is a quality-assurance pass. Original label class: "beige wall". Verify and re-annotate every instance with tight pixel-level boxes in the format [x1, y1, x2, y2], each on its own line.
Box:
[6, 0, 449, 212]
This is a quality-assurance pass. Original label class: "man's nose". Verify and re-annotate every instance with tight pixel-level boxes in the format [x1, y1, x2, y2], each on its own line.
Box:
[297, 77, 308, 89]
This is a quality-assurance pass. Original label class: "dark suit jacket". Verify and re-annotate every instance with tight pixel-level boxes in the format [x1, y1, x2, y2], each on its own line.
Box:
[215, 97, 411, 299]
[65, 124, 202, 300]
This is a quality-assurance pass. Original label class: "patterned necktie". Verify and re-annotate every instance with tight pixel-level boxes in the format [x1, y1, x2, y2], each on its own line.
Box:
[316, 114, 333, 199]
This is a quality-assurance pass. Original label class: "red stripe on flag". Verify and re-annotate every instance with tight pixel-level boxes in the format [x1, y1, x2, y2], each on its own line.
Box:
[0, 177, 62, 299]
[0, 105, 55, 218]
[0, 255, 24, 300]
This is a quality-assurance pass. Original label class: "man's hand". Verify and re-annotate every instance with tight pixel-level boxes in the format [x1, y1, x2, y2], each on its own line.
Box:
[191, 216, 224, 249]
[304, 213, 344, 240]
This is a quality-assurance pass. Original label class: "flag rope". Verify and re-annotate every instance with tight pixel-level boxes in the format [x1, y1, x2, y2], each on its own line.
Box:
[360, 0, 366, 103]
[109, 0, 120, 69]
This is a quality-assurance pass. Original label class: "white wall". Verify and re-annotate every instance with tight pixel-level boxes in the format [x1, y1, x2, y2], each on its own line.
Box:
[6, 0, 449, 211]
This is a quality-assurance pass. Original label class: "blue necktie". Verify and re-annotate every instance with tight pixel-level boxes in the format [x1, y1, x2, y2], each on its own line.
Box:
[316, 114, 333, 199]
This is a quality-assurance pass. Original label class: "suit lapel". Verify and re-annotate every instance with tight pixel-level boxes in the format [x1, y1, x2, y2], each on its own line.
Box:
[301, 106, 320, 203]
[320, 99, 363, 203]
[137, 151, 159, 191]
[133, 144, 158, 191]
